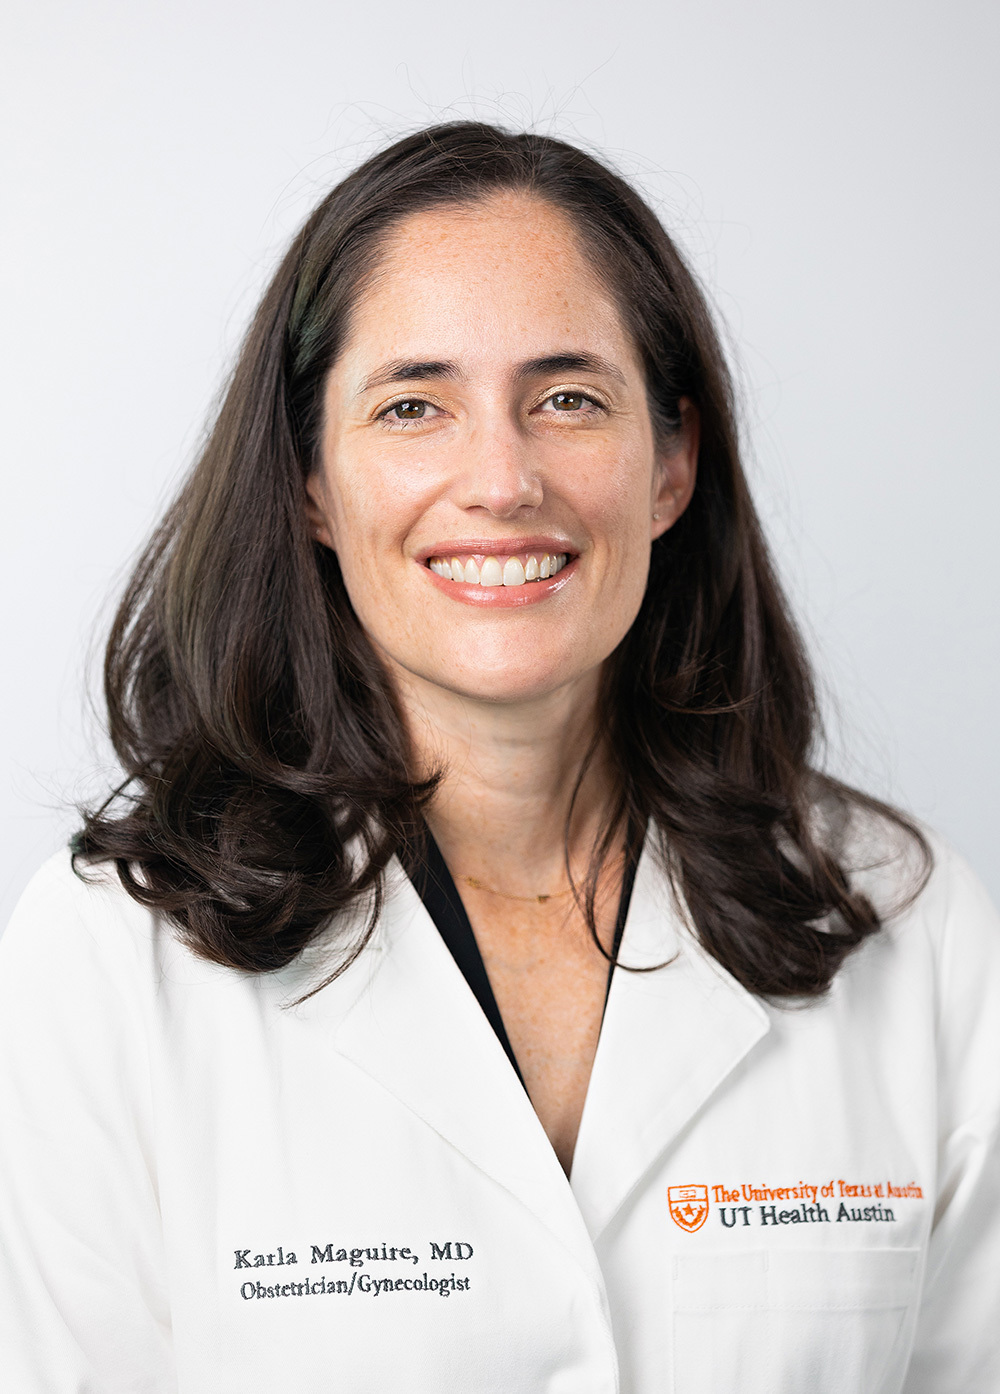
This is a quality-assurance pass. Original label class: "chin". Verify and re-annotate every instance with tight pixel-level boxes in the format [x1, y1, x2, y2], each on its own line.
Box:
[453, 677, 570, 705]
[419, 652, 600, 706]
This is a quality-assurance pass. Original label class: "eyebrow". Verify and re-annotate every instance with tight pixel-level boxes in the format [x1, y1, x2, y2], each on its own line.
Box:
[357, 352, 627, 395]
[515, 353, 627, 386]
[359, 360, 456, 393]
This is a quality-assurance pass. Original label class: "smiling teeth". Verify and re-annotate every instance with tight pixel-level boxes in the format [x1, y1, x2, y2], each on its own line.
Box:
[428, 552, 569, 586]
[480, 556, 503, 587]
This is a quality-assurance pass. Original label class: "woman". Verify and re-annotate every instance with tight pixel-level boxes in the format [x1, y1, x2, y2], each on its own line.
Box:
[0, 122, 997, 1392]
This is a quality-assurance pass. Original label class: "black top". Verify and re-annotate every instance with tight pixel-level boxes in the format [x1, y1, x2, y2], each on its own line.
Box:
[403, 827, 640, 1094]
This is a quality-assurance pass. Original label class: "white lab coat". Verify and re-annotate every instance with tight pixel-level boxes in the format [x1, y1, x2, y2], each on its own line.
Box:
[0, 821, 998, 1393]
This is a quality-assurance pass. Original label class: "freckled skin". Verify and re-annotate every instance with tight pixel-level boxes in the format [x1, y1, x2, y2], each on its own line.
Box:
[307, 194, 698, 1173]
[309, 194, 687, 703]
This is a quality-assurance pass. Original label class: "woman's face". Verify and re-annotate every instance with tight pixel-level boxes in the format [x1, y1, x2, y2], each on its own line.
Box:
[307, 192, 697, 709]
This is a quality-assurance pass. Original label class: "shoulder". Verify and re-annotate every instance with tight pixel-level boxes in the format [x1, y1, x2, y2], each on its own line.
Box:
[0, 847, 381, 1021]
[911, 827, 1000, 973]
[807, 789, 996, 952]
[898, 829, 1000, 1121]
[830, 806, 1000, 1120]
[802, 794, 1000, 1040]
[0, 849, 241, 1030]
[0, 852, 177, 1052]
[836, 804, 999, 966]
[2, 849, 161, 974]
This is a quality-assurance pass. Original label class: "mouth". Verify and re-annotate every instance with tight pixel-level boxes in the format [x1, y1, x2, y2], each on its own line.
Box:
[425, 550, 572, 587]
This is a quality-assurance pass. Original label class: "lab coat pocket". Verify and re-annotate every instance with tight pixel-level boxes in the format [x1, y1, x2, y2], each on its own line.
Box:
[671, 1247, 919, 1394]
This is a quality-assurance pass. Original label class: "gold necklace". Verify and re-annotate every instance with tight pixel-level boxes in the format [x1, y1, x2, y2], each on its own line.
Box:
[461, 876, 575, 905]
[460, 849, 626, 905]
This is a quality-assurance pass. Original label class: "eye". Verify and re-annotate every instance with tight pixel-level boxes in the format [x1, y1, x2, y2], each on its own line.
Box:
[378, 398, 440, 426]
[536, 391, 604, 415]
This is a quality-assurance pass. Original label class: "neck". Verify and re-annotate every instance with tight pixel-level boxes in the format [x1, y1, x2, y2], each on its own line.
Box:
[393, 666, 618, 896]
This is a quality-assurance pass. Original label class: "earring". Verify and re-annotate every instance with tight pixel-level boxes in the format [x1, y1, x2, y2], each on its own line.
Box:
[652, 512, 660, 520]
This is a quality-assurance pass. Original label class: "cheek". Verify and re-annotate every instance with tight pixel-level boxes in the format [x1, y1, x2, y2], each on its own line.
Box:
[324, 460, 415, 559]
[577, 451, 658, 631]
[318, 455, 431, 642]
[572, 444, 656, 554]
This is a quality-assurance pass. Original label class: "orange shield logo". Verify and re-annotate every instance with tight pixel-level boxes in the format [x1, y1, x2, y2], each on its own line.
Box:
[668, 1184, 709, 1232]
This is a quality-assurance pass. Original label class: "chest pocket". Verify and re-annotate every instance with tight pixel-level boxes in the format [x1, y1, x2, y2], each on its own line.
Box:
[671, 1247, 920, 1394]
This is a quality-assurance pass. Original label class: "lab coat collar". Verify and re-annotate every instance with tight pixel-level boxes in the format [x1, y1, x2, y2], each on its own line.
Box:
[570, 831, 770, 1239]
[332, 831, 769, 1265]
[332, 859, 603, 1282]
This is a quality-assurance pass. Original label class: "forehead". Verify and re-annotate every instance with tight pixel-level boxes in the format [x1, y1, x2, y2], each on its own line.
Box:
[339, 193, 635, 369]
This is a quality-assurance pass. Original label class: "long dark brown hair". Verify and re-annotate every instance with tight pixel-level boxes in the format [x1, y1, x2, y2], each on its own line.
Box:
[74, 121, 930, 997]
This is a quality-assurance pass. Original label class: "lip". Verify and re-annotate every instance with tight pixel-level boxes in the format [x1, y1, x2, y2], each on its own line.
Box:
[414, 536, 578, 564]
[420, 554, 579, 607]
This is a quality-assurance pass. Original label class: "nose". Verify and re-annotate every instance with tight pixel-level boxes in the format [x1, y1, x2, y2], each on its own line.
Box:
[451, 415, 544, 518]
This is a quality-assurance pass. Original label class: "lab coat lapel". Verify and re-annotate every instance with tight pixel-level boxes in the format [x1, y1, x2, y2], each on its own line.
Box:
[571, 835, 770, 1240]
[332, 861, 601, 1280]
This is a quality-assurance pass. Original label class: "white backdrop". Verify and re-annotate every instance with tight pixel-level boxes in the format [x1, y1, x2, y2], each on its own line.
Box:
[2, 0, 998, 925]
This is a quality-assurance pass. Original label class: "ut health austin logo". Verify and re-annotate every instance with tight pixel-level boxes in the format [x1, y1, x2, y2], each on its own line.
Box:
[668, 1184, 709, 1232]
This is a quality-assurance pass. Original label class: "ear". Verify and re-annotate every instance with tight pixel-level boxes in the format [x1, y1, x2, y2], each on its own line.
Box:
[651, 397, 699, 541]
[304, 472, 336, 551]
